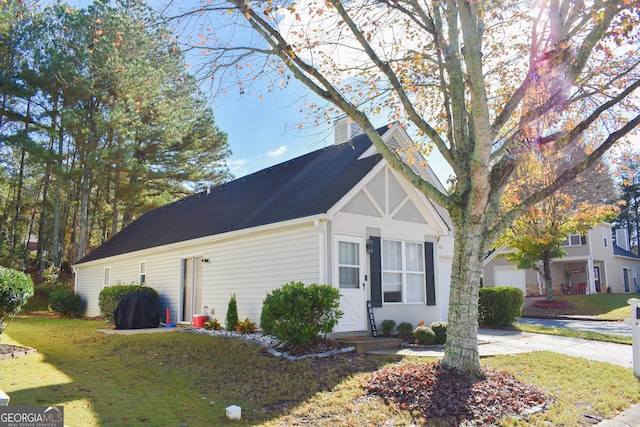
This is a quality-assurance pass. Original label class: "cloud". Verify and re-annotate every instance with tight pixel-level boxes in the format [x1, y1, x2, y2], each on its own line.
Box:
[227, 158, 248, 168]
[267, 145, 287, 157]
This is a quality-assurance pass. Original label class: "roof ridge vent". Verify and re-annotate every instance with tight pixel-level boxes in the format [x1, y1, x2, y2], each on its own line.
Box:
[334, 116, 363, 145]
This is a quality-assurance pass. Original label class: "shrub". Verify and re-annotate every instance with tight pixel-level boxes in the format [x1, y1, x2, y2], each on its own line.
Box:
[49, 289, 82, 318]
[235, 317, 257, 334]
[430, 321, 448, 344]
[37, 265, 67, 296]
[226, 294, 239, 331]
[413, 325, 436, 345]
[205, 318, 222, 331]
[0, 267, 34, 334]
[478, 286, 524, 327]
[396, 322, 414, 341]
[260, 281, 343, 345]
[99, 284, 159, 323]
[380, 319, 396, 337]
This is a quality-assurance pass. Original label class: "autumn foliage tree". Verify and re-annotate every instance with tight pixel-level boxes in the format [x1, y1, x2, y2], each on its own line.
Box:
[174, 0, 640, 377]
[496, 149, 618, 301]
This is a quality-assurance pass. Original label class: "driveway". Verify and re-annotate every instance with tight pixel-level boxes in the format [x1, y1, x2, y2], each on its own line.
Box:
[518, 317, 632, 337]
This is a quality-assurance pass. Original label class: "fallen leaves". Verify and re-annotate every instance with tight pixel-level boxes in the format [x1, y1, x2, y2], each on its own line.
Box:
[366, 362, 550, 425]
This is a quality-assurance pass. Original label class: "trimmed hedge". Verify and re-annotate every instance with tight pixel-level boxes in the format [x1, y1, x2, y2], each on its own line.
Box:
[430, 321, 448, 344]
[413, 325, 436, 345]
[260, 281, 343, 345]
[396, 322, 414, 341]
[99, 284, 159, 322]
[0, 267, 34, 334]
[478, 286, 524, 327]
[50, 289, 82, 318]
[380, 319, 396, 337]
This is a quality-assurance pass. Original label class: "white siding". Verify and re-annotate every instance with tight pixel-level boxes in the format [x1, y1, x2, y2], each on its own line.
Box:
[329, 164, 453, 328]
[203, 224, 320, 325]
[75, 221, 320, 325]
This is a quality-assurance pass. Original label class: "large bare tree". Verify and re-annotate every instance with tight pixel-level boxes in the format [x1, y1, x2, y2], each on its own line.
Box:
[172, 0, 640, 377]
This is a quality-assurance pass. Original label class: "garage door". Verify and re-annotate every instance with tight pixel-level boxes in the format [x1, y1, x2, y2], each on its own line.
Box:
[493, 267, 526, 292]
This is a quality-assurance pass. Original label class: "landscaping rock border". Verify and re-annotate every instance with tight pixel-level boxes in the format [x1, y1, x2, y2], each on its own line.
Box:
[265, 345, 356, 361]
[185, 327, 356, 360]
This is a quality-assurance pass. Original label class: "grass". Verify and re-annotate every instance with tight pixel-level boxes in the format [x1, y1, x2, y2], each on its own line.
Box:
[515, 293, 635, 345]
[536, 293, 635, 320]
[1, 314, 639, 426]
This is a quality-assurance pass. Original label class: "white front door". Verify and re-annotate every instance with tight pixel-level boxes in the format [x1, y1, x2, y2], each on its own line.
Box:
[181, 256, 203, 322]
[333, 235, 367, 333]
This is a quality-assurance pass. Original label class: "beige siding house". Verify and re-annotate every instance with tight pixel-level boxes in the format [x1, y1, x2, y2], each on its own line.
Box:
[483, 223, 640, 296]
[74, 121, 454, 333]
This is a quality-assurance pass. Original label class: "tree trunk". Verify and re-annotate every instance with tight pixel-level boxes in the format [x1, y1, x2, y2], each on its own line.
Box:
[52, 120, 64, 269]
[441, 221, 487, 378]
[543, 250, 554, 300]
[77, 160, 91, 261]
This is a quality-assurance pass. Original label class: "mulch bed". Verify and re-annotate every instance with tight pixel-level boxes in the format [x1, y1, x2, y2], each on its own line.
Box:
[367, 362, 550, 425]
[532, 300, 570, 309]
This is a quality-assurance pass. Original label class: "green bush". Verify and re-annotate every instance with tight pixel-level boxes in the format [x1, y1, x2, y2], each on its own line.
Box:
[98, 284, 159, 323]
[430, 321, 448, 344]
[260, 281, 343, 345]
[0, 267, 34, 334]
[413, 325, 437, 345]
[226, 294, 239, 331]
[49, 288, 82, 318]
[396, 322, 414, 341]
[478, 286, 524, 327]
[380, 319, 396, 337]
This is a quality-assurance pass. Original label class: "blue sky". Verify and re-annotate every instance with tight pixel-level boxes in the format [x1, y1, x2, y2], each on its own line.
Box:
[209, 83, 452, 184]
[48, 0, 452, 184]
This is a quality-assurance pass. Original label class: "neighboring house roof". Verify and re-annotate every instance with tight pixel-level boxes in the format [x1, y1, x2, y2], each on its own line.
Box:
[613, 244, 640, 259]
[77, 127, 392, 264]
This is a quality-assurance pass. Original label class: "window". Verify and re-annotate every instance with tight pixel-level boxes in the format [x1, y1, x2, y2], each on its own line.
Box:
[603, 228, 608, 248]
[139, 261, 147, 285]
[382, 240, 425, 303]
[634, 268, 638, 289]
[338, 241, 360, 289]
[561, 234, 585, 247]
[103, 267, 111, 288]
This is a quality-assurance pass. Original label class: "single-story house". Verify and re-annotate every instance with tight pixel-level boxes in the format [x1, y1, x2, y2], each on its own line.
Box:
[73, 120, 454, 333]
[483, 223, 640, 296]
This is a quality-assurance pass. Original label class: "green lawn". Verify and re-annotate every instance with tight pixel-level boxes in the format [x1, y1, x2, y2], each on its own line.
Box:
[528, 293, 636, 320]
[1, 315, 639, 426]
[561, 293, 637, 319]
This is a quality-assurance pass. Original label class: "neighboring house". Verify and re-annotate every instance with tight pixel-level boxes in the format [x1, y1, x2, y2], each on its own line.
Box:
[483, 223, 640, 296]
[73, 120, 454, 333]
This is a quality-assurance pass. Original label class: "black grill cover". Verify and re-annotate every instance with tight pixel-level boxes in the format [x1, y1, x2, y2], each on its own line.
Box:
[114, 292, 160, 330]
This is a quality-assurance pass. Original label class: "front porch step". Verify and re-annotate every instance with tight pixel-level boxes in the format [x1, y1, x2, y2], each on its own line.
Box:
[334, 336, 403, 353]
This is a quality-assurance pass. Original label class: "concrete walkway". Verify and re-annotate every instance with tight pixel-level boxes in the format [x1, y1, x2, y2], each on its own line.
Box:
[370, 328, 633, 368]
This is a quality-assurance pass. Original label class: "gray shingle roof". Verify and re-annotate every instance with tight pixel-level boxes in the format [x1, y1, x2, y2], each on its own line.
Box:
[613, 244, 640, 259]
[76, 129, 385, 264]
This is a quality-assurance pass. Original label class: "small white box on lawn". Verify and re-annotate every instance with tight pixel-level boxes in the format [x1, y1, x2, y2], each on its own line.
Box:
[0, 390, 10, 406]
[226, 405, 241, 419]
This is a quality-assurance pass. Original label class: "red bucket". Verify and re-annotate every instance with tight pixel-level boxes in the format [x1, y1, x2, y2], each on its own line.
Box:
[192, 315, 208, 328]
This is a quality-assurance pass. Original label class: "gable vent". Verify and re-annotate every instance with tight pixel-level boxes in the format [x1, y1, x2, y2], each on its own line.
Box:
[334, 116, 363, 145]
[387, 136, 401, 150]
